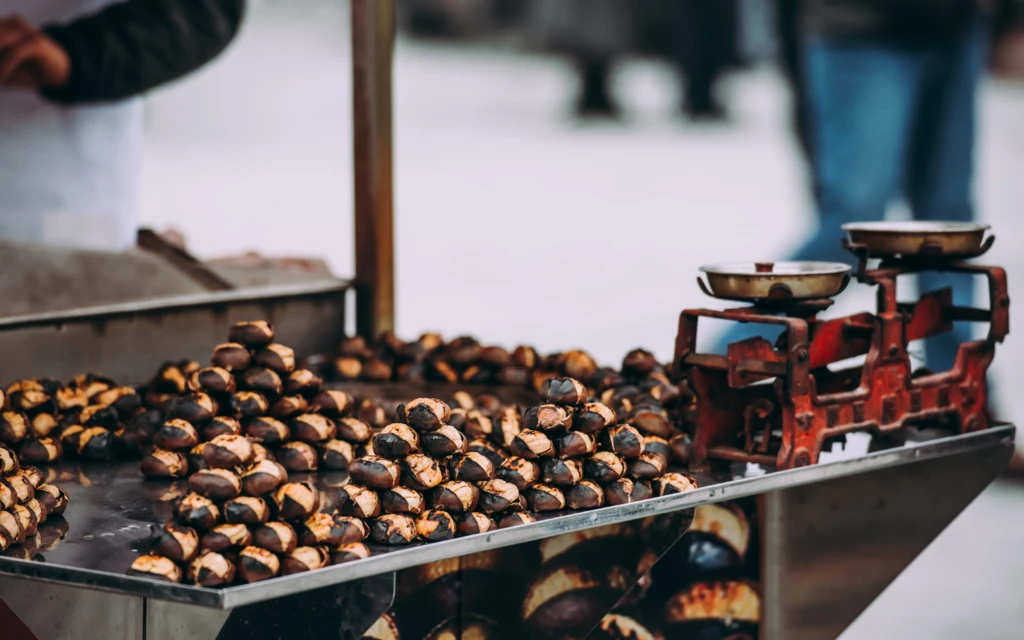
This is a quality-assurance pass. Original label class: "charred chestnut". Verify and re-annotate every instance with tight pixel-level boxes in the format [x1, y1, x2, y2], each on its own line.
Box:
[544, 377, 588, 406]
[401, 454, 446, 492]
[176, 493, 221, 530]
[223, 496, 270, 525]
[563, 350, 598, 382]
[669, 433, 692, 464]
[605, 478, 653, 506]
[643, 435, 672, 461]
[297, 512, 346, 547]
[240, 459, 288, 496]
[566, 480, 605, 510]
[5, 473, 34, 503]
[1, 411, 30, 444]
[599, 424, 644, 459]
[651, 473, 698, 496]
[340, 484, 381, 519]
[449, 452, 495, 483]
[399, 398, 451, 432]
[331, 541, 372, 565]
[128, 555, 182, 583]
[574, 403, 615, 434]
[523, 404, 573, 434]
[153, 419, 200, 451]
[270, 395, 309, 420]
[152, 522, 200, 563]
[333, 357, 363, 381]
[467, 438, 507, 468]
[372, 423, 420, 458]
[556, 432, 596, 459]
[318, 439, 356, 470]
[628, 452, 668, 480]
[254, 343, 295, 374]
[189, 551, 236, 587]
[76, 426, 118, 460]
[431, 481, 479, 514]
[477, 478, 522, 514]
[204, 434, 254, 469]
[211, 343, 252, 371]
[277, 441, 319, 472]
[491, 408, 522, 449]
[251, 521, 297, 554]
[309, 390, 353, 418]
[286, 369, 323, 398]
[239, 367, 283, 399]
[200, 416, 242, 441]
[141, 448, 189, 478]
[35, 484, 69, 516]
[370, 514, 418, 545]
[498, 512, 536, 529]
[189, 469, 242, 502]
[542, 458, 584, 487]
[381, 486, 426, 515]
[496, 456, 541, 490]
[243, 416, 289, 445]
[509, 430, 555, 459]
[422, 425, 468, 458]
[274, 481, 320, 520]
[201, 523, 252, 553]
[524, 483, 566, 512]
[282, 545, 329, 575]
[350, 456, 401, 490]
[458, 512, 496, 536]
[417, 509, 456, 542]
[335, 417, 371, 444]
[463, 410, 492, 440]
[17, 465, 42, 489]
[0, 444, 19, 475]
[189, 367, 236, 395]
[584, 452, 627, 484]
[230, 391, 269, 419]
[30, 413, 59, 438]
[238, 545, 281, 583]
[630, 405, 674, 438]
[19, 437, 61, 464]
[228, 321, 275, 347]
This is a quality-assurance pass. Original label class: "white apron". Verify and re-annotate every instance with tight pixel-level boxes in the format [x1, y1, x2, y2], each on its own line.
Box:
[0, 0, 142, 251]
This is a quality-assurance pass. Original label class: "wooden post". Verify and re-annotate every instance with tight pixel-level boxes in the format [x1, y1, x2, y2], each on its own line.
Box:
[351, 0, 395, 339]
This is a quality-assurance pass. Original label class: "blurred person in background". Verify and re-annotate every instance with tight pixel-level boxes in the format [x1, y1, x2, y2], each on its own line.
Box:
[0, 0, 245, 252]
[720, 0, 993, 372]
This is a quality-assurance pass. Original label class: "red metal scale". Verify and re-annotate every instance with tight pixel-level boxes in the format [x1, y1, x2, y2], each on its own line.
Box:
[673, 225, 1009, 471]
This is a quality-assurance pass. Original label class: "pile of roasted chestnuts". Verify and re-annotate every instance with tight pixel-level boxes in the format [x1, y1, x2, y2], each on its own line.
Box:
[0, 439, 70, 553]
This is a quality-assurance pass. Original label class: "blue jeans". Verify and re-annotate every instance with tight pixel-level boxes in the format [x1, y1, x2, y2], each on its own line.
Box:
[718, 20, 987, 371]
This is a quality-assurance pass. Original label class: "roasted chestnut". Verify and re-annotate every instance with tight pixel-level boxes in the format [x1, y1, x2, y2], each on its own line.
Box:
[381, 486, 426, 515]
[297, 512, 347, 547]
[189, 367, 236, 395]
[238, 545, 281, 583]
[189, 469, 242, 501]
[282, 545, 329, 575]
[361, 358, 393, 381]
[542, 458, 584, 487]
[277, 441, 319, 472]
[201, 523, 252, 552]
[1, 411, 30, 444]
[230, 391, 269, 419]
[141, 448, 190, 478]
[449, 452, 495, 482]
[605, 478, 653, 506]
[421, 424, 468, 457]
[254, 343, 296, 374]
[467, 438, 507, 468]
[200, 416, 242, 441]
[189, 551, 236, 587]
[128, 554, 182, 583]
[270, 395, 309, 420]
[168, 393, 218, 425]
[17, 465, 42, 489]
[76, 426, 118, 460]
[544, 377, 588, 406]
[189, 443, 211, 474]
[399, 398, 451, 432]
[523, 404, 573, 434]
[274, 481, 320, 520]
[628, 452, 668, 481]
[340, 484, 381, 519]
[240, 459, 288, 496]
[370, 513, 418, 545]
[524, 483, 566, 512]
[204, 434, 254, 469]
[19, 437, 61, 464]
[498, 512, 536, 528]
[509, 430, 555, 459]
[152, 522, 200, 563]
[630, 405, 674, 438]
[584, 452, 627, 484]
[0, 509, 22, 544]
[651, 473, 698, 496]
[318, 439, 356, 470]
[30, 413, 59, 438]
[458, 512, 496, 536]
[228, 321, 275, 348]
[239, 367, 283, 398]
[663, 581, 760, 638]
[223, 496, 270, 525]
[285, 369, 323, 398]
[431, 481, 479, 514]
[566, 480, 605, 510]
[350, 456, 401, 490]
[331, 541, 372, 565]
[402, 453, 446, 491]
[556, 431, 596, 459]
[252, 521, 297, 554]
[496, 456, 541, 490]
[669, 433, 692, 463]
[333, 357, 363, 381]
[491, 408, 522, 449]
[477, 479, 522, 514]
[153, 419, 200, 451]
[0, 444, 19, 475]
[335, 417, 371, 443]
[309, 390, 354, 418]
[4, 472, 34, 503]
[243, 416, 289, 444]
[463, 410, 492, 440]
[372, 423, 420, 458]
[176, 493, 221, 530]
[642, 435, 672, 461]
[417, 509, 456, 542]
[25, 496, 46, 525]
[599, 424, 644, 459]
[35, 484, 69, 516]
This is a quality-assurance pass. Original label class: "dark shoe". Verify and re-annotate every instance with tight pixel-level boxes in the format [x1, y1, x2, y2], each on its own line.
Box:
[683, 101, 728, 121]
[575, 94, 621, 119]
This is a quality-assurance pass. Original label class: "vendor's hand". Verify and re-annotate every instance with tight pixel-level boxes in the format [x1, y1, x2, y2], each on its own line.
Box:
[0, 15, 70, 90]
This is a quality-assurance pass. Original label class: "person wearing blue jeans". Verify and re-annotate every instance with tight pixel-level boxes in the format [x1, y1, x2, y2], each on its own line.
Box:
[718, 1, 990, 371]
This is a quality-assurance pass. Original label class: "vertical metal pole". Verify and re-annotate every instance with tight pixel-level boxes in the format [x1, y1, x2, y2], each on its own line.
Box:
[352, 0, 396, 339]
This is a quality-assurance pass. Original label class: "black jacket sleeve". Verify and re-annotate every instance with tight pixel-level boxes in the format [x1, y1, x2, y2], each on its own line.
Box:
[40, 0, 245, 105]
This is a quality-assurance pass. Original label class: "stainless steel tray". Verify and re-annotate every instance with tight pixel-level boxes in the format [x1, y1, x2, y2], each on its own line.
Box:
[0, 425, 1012, 610]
